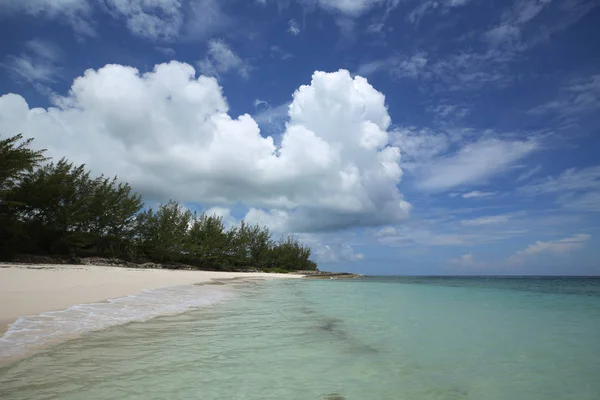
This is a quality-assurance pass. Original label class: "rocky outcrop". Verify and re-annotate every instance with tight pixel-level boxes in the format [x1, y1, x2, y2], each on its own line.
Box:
[301, 271, 364, 279]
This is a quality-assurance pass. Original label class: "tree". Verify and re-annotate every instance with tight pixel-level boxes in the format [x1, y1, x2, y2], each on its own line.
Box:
[0, 134, 46, 197]
[185, 213, 233, 269]
[135, 201, 191, 262]
[248, 224, 272, 267]
[0, 134, 47, 257]
[0, 134, 317, 271]
[86, 176, 143, 256]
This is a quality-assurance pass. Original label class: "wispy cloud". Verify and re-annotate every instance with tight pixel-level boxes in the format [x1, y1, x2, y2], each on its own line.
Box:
[519, 165, 600, 212]
[182, 0, 232, 41]
[483, 0, 552, 48]
[517, 164, 542, 182]
[1, 39, 63, 91]
[197, 39, 251, 78]
[413, 138, 538, 192]
[0, 0, 235, 41]
[376, 225, 477, 246]
[451, 253, 487, 268]
[390, 125, 539, 192]
[312, 243, 365, 263]
[428, 103, 470, 120]
[510, 233, 591, 262]
[316, 0, 387, 15]
[528, 74, 600, 117]
[519, 166, 600, 196]
[427, 0, 599, 91]
[269, 45, 294, 60]
[252, 100, 291, 134]
[461, 215, 512, 226]
[356, 52, 428, 79]
[408, 0, 473, 25]
[104, 0, 183, 41]
[0, 0, 95, 36]
[288, 18, 300, 35]
[461, 191, 497, 199]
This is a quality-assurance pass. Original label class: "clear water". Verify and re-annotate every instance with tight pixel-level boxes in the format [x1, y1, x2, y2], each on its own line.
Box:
[1, 276, 600, 400]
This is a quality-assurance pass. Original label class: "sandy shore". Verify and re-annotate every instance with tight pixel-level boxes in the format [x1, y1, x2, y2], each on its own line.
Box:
[0, 263, 302, 336]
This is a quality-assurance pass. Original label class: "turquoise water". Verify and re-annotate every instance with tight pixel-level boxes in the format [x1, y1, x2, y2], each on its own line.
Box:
[1, 276, 600, 399]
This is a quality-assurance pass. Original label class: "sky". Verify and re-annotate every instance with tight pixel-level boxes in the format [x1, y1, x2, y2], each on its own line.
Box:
[0, 0, 599, 275]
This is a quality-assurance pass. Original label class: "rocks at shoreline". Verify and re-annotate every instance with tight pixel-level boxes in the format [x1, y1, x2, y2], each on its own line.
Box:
[5, 255, 361, 277]
[299, 270, 364, 279]
[4, 255, 281, 273]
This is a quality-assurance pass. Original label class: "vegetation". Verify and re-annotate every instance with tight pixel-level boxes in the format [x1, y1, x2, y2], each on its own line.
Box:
[0, 134, 317, 272]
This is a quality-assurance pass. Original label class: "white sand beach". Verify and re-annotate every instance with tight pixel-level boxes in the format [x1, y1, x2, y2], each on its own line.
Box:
[0, 264, 302, 336]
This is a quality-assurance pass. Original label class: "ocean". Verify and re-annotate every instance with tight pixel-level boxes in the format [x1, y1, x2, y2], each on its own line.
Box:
[1, 276, 600, 399]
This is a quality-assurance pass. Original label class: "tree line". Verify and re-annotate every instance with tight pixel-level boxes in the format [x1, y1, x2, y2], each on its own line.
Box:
[0, 134, 317, 272]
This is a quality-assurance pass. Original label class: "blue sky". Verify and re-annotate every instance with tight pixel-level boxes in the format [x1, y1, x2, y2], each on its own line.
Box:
[1, 0, 599, 275]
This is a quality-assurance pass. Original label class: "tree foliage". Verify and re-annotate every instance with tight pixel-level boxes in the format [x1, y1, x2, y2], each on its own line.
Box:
[0, 134, 317, 271]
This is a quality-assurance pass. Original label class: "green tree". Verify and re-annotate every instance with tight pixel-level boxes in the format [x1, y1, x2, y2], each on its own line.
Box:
[0, 134, 47, 257]
[136, 200, 191, 262]
[86, 176, 143, 256]
[185, 213, 233, 269]
[0, 134, 317, 271]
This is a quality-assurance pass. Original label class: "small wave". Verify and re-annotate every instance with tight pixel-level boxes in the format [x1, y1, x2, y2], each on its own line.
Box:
[0, 284, 234, 362]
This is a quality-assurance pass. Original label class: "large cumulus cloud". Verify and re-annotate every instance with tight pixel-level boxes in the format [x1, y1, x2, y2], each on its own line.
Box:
[0, 62, 410, 232]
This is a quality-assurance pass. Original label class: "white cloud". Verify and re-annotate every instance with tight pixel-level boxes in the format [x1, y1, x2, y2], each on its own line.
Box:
[461, 215, 511, 226]
[429, 103, 470, 119]
[558, 191, 600, 212]
[485, 24, 521, 47]
[197, 39, 251, 78]
[311, 243, 365, 263]
[516, 164, 542, 182]
[483, 0, 551, 48]
[156, 47, 176, 57]
[184, 0, 231, 40]
[426, 1, 596, 92]
[104, 0, 183, 41]
[392, 52, 428, 78]
[390, 126, 450, 167]
[0, 63, 409, 233]
[376, 225, 475, 246]
[528, 74, 600, 117]
[23, 38, 62, 63]
[315, 0, 385, 15]
[0, 0, 95, 36]
[0, 0, 232, 41]
[511, 233, 591, 261]
[356, 52, 428, 79]
[269, 45, 294, 60]
[430, 50, 516, 91]
[204, 206, 238, 230]
[520, 166, 600, 196]
[356, 60, 388, 76]
[451, 253, 487, 268]
[288, 19, 300, 35]
[462, 191, 496, 198]
[254, 99, 268, 108]
[399, 136, 538, 192]
[1, 39, 63, 92]
[252, 101, 290, 131]
[521, 166, 600, 213]
[408, 0, 472, 24]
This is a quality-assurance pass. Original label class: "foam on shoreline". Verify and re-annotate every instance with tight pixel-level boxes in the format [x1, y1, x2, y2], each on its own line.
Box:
[0, 283, 237, 365]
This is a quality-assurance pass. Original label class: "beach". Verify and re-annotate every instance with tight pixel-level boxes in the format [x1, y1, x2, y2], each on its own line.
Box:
[0, 263, 302, 364]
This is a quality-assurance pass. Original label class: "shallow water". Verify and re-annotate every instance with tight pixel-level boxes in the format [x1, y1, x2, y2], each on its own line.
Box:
[1, 277, 600, 399]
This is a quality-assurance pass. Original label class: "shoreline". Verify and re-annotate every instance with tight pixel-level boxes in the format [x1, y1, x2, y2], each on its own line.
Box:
[0, 263, 302, 365]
